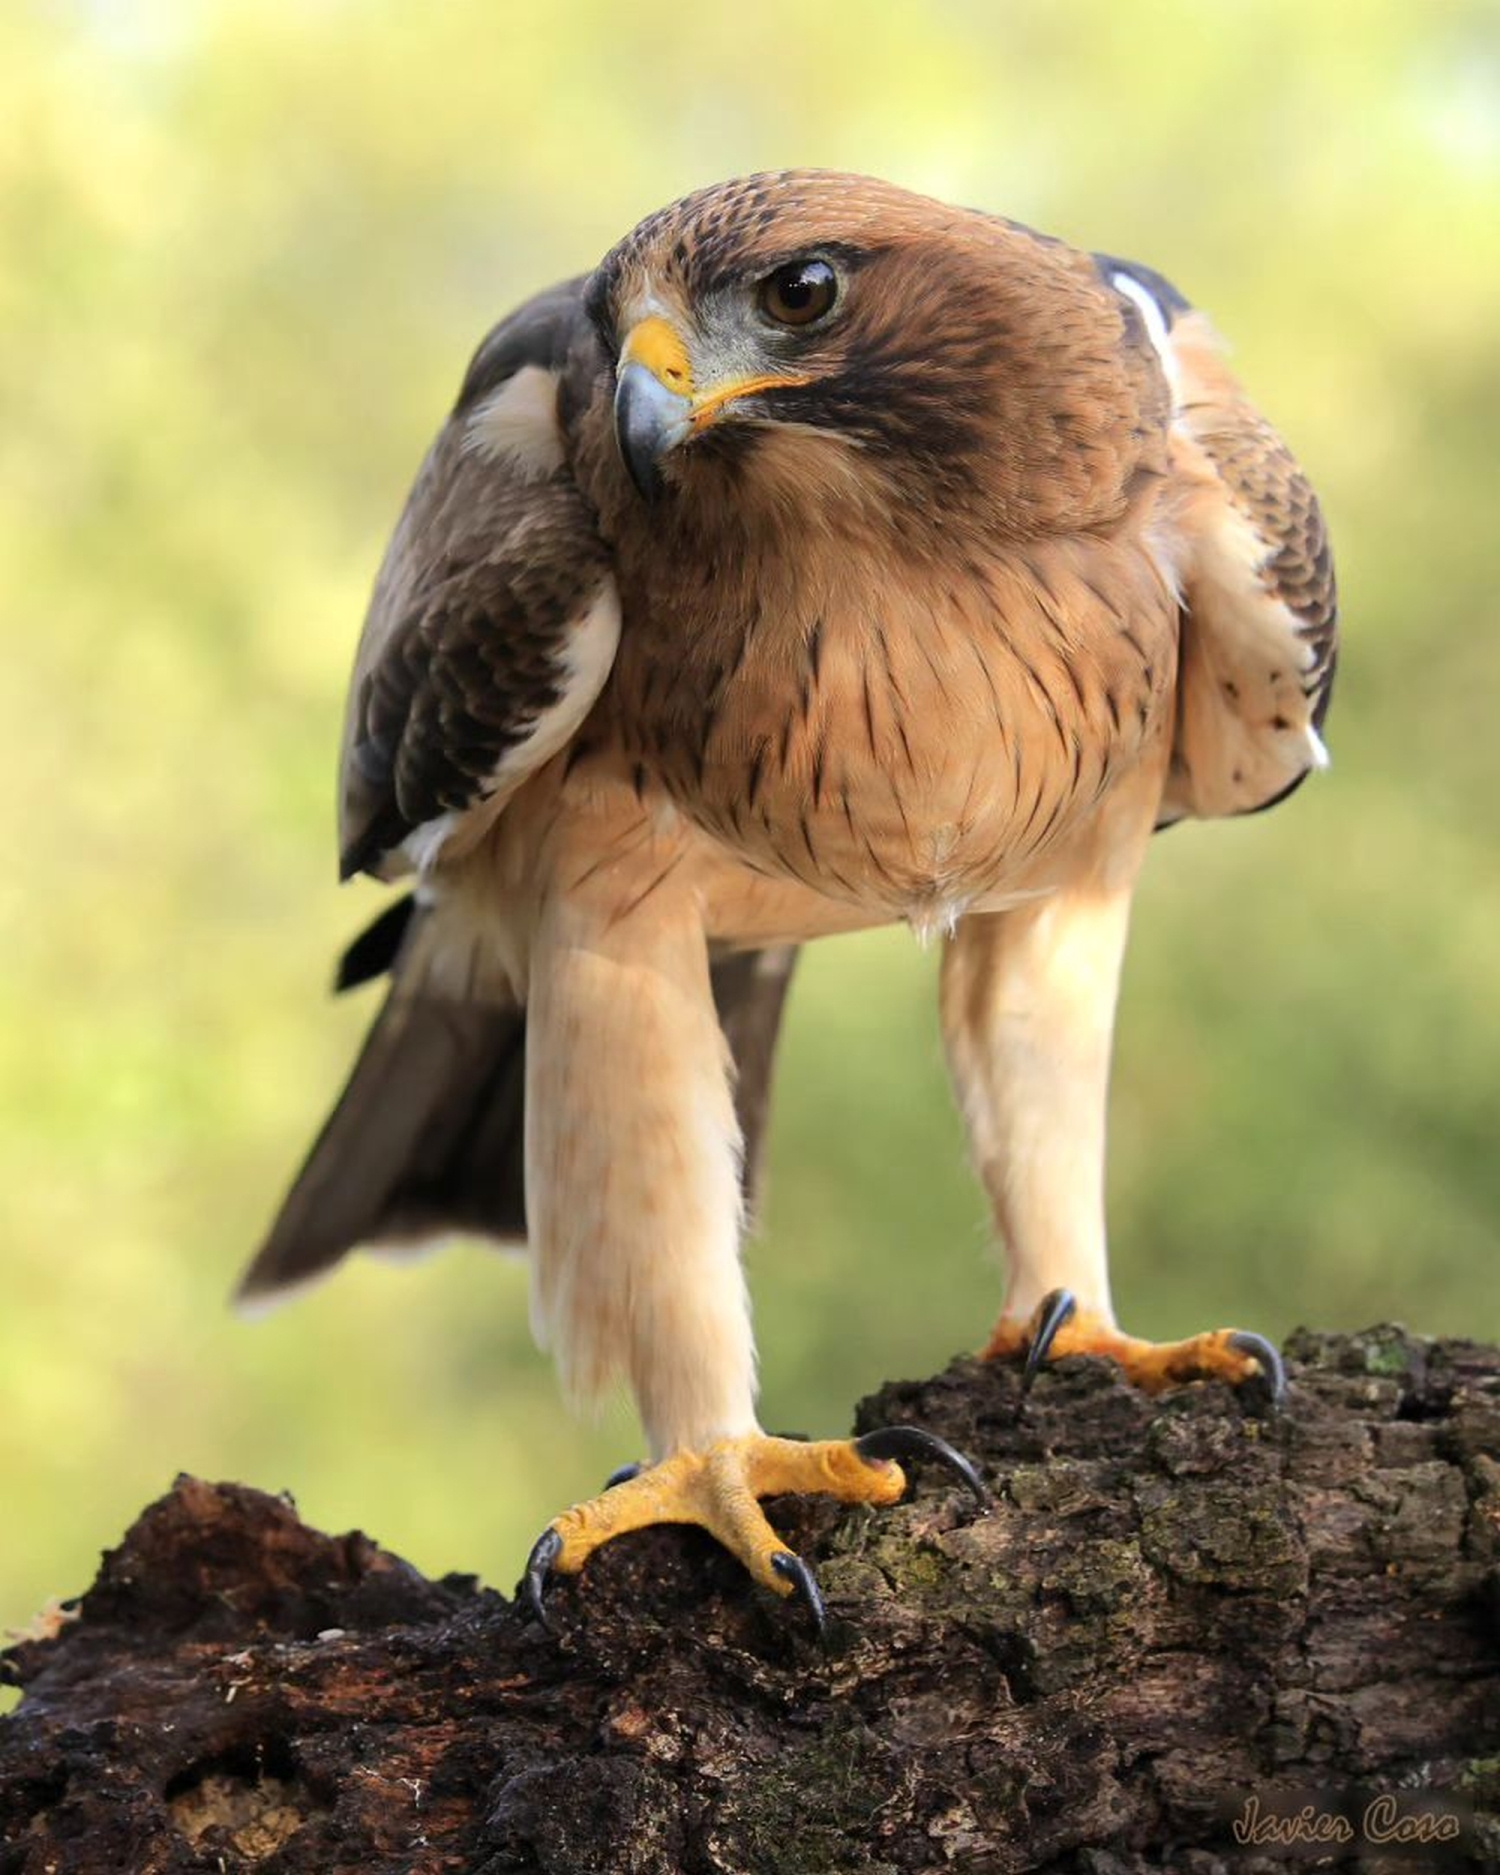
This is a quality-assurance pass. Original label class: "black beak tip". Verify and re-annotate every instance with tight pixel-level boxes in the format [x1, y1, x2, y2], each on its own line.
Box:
[624, 444, 665, 506]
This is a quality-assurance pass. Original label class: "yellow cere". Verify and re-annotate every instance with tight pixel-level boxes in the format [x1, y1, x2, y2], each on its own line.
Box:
[621, 317, 809, 428]
[622, 316, 695, 394]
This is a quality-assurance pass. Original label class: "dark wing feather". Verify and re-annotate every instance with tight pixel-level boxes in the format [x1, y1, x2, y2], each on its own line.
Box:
[1192, 409, 1338, 725]
[338, 280, 617, 880]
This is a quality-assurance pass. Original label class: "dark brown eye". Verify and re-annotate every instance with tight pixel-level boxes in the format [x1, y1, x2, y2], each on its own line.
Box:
[758, 258, 838, 328]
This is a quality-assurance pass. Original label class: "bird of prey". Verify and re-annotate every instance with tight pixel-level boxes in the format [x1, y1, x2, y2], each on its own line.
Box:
[240, 171, 1337, 1625]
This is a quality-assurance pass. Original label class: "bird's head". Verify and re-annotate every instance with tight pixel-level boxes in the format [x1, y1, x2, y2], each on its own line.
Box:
[583, 170, 1161, 541]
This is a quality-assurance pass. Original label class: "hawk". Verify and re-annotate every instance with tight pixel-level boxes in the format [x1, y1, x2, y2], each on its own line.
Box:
[240, 172, 1337, 1625]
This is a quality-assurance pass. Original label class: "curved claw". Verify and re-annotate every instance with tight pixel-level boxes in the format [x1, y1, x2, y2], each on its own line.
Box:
[603, 1461, 643, 1490]
[524, 1527, 563, 1629]
[769, 1550, 826, 1635]
[1228, 1330, 1288, 1408]
[1022, 1288, 1078, 1391]
[855, 1425, 989, 1506]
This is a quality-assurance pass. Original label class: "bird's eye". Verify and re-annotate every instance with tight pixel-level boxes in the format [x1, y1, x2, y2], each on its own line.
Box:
[758, 258, 839, 328]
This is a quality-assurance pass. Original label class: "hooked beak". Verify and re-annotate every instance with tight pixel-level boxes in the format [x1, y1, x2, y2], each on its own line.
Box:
[614, 356, 691, 502]
[612, 314, 809, 502]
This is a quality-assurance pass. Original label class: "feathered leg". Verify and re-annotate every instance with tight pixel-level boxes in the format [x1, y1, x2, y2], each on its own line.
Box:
[942, 765, 1283, 1400]
[525, 854, 758, 1456]
[942, 876, 1132, 1334]
[521, 816, 980, 1622]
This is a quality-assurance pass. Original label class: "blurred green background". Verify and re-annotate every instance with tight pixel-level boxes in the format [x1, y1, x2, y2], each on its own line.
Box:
[3, 0, 1497, 1657]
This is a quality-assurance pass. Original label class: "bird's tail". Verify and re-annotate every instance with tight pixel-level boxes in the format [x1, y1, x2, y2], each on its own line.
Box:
[235, 896, 528, 1309]
[236, 897, 798, 1310]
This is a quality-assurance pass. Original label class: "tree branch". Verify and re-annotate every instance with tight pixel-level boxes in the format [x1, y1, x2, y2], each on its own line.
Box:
[3, 1328, 1499, 1872]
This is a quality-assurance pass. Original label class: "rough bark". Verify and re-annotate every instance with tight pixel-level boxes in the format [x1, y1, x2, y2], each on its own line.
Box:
[2, 1328, 1498, 1874]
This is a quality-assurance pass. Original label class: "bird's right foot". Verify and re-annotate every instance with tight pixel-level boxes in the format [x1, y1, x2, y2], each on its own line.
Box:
[524, 1426, 986, 1632]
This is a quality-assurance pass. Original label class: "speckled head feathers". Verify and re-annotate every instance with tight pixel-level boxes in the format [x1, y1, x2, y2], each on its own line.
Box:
[584, 169, 1168, 535]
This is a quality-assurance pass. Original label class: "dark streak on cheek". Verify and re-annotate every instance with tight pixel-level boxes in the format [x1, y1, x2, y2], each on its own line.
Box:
[774, 360, 990, 485]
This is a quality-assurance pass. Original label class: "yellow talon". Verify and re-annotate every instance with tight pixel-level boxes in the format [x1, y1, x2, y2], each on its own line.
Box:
[524, 1425, 984, 1627]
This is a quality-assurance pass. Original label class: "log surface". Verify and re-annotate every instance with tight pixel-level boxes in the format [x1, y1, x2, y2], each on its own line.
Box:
[3, 1328, 1499, 1873]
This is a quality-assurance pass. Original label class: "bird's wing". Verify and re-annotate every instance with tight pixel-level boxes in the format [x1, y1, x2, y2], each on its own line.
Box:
[337, 277, 619, 881]
[1100, 259, 1338, 826]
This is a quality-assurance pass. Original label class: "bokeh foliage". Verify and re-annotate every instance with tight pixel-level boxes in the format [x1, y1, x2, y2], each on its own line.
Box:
[3, 0, 1497, 1646]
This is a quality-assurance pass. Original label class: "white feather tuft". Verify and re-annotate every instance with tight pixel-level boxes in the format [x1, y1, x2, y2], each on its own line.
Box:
[401, 811, 460, 875]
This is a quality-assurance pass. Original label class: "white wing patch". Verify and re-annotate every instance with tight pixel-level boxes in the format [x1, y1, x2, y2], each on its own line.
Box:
[464, 364, 565, 481]
[527, 577, 623, 769]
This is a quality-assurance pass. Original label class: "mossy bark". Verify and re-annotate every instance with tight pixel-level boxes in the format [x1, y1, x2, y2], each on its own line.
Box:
[3, 1328, 1499, 1873]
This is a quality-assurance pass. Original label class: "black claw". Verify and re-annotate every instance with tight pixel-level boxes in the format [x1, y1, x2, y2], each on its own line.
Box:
[603, 1461, 643, 1489]
[1228, 1331, 1288, 1408]
[770, 1550, 826, 1635]
[854, 1425, 989, 1506]
[1023, 1288, 1078, 1391]
[524, 1527, 563, 1629]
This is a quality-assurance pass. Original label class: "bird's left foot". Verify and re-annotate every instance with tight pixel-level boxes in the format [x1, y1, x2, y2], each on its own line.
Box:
[987, 1288, 1286, 1404]
[525, 1427, 986, 1632]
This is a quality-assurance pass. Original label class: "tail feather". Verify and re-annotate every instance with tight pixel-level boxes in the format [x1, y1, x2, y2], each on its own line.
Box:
[333, 894, 417, 992]
[238, 987, 525, 1306]
[375, 1009, 527, 1245]
[238, 895, 525, 1306]
[240, 902, 799, 1308]
[710, 943, 798, 1217]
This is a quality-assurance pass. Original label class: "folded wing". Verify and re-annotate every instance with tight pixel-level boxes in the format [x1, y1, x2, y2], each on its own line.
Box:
[1101, 258, 1338, 826]
[337, 278, 618, 881]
